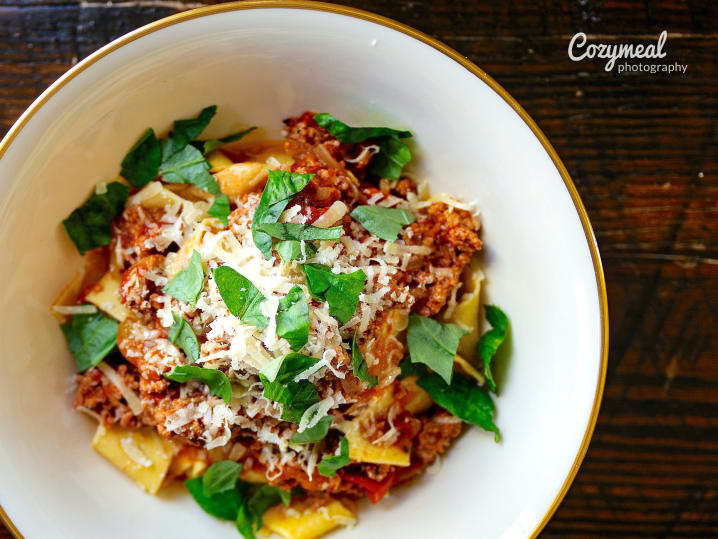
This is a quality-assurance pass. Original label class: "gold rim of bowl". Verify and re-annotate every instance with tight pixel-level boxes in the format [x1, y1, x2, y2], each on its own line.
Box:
[0, 2, 609, 537]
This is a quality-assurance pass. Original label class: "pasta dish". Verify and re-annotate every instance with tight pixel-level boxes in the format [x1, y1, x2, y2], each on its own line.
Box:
[53, 107, 508, 538]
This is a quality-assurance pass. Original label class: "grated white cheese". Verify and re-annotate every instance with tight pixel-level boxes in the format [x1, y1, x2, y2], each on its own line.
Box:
[120, 437, 152, 468]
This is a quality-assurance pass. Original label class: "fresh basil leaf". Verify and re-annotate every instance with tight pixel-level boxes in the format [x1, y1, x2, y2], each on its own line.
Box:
[478, 305, 509, 393]
[62, 181, 130, 255]
[302, 264, 366, 325]
[120, 128, 161, 187]
[351, 331, 377, 387]
[370, 136, 412, 181]
[202, 126, 257, 155]
[160, 140, 221, 196]
[290, 414, 333, 444]
[255, 223, 342, 242]
[185, 476, 243, 521]
[170, 105, 217, 152]
[168, 312, 201, 363]
[276, 240, 317, 263]
[251, 171, 313, 258]
[313, 113, 412, 144]
[259, 353, 320, 423]
[60, 310, 118, 372]
[208, 194, 230, 226]
[260, 353, 319, 384]
[313, 113, 412, 180]
[162, 250, 205, 305]
[276, 286, 309, 352]
[203, 460, 242, 497]
[318, 436, 350, 477]
[412, 363, 500, 442]
[350, 205, 415, 242]
[163, 365, 232, 403]
[407, 314, 468, 385]
[212, 266, 269, 330]
[236, 503, 256, 539]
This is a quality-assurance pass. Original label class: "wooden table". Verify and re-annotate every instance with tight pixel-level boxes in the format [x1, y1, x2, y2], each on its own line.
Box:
[1, 1, 716, 536]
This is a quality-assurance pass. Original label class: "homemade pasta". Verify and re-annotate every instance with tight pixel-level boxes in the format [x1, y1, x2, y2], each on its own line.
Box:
[56, 107, 509, 538]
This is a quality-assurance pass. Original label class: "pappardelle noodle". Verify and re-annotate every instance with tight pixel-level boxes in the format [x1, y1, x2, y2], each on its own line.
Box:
[54, 107, 509, 539]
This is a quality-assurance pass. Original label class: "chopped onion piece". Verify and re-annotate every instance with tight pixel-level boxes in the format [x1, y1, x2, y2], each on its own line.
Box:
[312, 201, 347, 228]
[96, 361, 143, 415]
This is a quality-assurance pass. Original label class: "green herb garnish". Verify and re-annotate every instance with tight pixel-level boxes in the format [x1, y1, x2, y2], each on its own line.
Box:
[289, 414, 333, 444]
[407, 314, 468, 385]
[313, 113, 413, 180]
[478, 305, 509, 393]
[317, 436, 351, 477]
[202, 460, 242, 497]
[350, 205, 415, 242]
[168, 312, 200, 363]
[163, 365, 232, 403]
[120, 128, 161, 187]
[212, 266, 269, 330]
[159, 140, 221, 195]
[259, 353, 320, 423]
[62, 181, 130, 255]
[208, 194, 231, 226]
[302, 264, 366, 325]
[60, 310, 118, 372]
[185, 474, 244, 521]
[351, 331, 377, 387]
[162, 250, 205, 306]
[276, 286, 309, 352]
[251, 171, 313, 258]
[255, 223, 342, 242]
[202, 127, 257, 155]
[170, 105, 217, 153]
[276, 240, 317, 263]
[401, 361, 499, 441]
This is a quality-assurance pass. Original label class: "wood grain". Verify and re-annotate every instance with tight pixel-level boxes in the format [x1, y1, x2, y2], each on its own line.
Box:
[1, 0, 717, 537]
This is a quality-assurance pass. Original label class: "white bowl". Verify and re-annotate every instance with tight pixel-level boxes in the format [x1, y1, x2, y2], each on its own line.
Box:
[0, 2, 607, 538]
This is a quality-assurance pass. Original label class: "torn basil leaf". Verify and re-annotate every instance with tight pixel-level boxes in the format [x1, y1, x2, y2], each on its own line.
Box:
[237, 485, 293, 538]
[212, 266, 269, 330]
[120, 128, 161, 187]
[185, 475, 244, 521]
[251, 171, 313, 258]
[350, 205, 415, 242]
[203, 460, 242, 497]
[302, 263, 366, 325]
[62, 181, 130, 255]
[170, 105, 217, 153]
[371, 136, 412, 181]
[318, 436, 351, 477]
[404, 361, 499, 442]
[259, 353, 320, 423]
[60, 310, 118, 372]
[276, 240, 317, 263]
[290, 414, 333, 444]
[168, 312, 200, 363]
[255, 223, 342, 242]
[313, 113, 413, 180]
[478, 305, 509, 393]
[159, 140, 221, 196]
[313, 113, 412, 144]
[208, 194, 231, 226]
[351, 331, 377, 387]
[407, 314, 468, 385]
[163, 365, 232, 403]
[202, 126, 257, 155]
[162, 250, 205, 306]
[276, 286, 309, 352]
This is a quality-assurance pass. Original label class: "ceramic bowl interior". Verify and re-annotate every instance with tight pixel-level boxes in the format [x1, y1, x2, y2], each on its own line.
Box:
[0, 4, 605, 538]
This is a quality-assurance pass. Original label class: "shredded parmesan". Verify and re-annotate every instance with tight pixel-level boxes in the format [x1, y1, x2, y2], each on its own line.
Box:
[96, 361, 143, 415]
[52, 304, 97, 315]
[120, 436, 152, 468]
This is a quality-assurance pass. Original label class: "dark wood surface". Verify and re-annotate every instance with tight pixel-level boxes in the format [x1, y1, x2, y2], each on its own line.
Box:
[1, 1, 716, 537]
